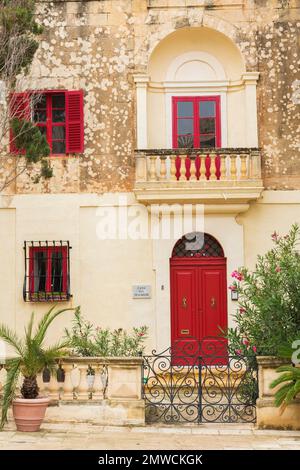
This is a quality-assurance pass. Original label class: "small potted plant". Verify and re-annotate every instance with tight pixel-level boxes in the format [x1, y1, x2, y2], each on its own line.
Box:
[0, 305, 77, 432]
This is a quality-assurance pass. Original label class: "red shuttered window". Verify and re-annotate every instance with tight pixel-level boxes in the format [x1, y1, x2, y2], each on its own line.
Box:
[10, 90, 84, 155]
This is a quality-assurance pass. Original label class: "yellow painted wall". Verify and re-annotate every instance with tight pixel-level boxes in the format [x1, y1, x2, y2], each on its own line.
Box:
[1, 190, 300, 352]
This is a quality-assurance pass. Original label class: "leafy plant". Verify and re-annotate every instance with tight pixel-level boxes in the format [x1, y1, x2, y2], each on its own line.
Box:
[0, 1, 53, 191]
[270, 365, 300, 413]
[224, 224, 300, 356]
[65, 310, 148, 357]
[11, 118, 52, 182]
[0, 305, 77, 429]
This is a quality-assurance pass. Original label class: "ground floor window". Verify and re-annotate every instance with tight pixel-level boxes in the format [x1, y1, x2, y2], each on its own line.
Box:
[23, 241, 71, 302]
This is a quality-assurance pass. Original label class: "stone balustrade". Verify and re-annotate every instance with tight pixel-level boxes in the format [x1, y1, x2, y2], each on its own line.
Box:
[134, 148, 263, 205]
[0, 357, 145, 426]
[135, 148, 261, 182]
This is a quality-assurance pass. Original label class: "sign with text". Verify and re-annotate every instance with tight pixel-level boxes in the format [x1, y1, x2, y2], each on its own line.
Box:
[132, 285, 151, 299]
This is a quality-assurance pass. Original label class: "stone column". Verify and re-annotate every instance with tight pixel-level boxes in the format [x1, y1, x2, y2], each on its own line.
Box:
[133, 74, 150, 149]
[242, 72, 260, 148]
[256, 356, 300, 430]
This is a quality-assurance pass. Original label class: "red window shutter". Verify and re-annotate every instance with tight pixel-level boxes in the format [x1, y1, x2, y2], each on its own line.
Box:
[66, 90, 84, 153]
[9, 92, 31, 154]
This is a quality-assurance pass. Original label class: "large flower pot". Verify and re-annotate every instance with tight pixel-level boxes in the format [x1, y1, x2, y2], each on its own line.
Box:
[12, 397, 50, 432]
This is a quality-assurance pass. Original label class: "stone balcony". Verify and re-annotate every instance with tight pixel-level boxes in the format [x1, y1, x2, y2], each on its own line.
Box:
[134, 148, 263, 210]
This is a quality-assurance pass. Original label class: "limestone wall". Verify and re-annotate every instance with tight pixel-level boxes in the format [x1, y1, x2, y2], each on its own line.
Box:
[0, 0, 297, 193]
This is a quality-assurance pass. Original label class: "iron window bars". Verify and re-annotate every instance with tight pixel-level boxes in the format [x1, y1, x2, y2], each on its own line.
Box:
[23, 241, 71, 302]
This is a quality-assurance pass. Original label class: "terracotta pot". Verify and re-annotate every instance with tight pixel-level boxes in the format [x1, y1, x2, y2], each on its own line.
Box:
[12, 397, 50, 432]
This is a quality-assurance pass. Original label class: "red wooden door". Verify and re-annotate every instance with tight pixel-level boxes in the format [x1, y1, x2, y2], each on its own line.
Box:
[170, 258, 227, 360]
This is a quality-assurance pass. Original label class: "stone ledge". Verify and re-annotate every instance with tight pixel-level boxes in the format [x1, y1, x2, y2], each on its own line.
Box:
[256, 356, 289, 367]
[44, 399, 145, 426]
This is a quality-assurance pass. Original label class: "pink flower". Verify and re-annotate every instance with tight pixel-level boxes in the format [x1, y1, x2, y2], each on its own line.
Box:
[243, 338, 249, 346]
[231, 270, 244, 282]
[235, 349, 242, 355]
[239, 307, 246, 314]
[138, 332, 145, 337]
[252, 346, 257, 353]
[275, 266, 281, 273]
[271, 231, 279, 242]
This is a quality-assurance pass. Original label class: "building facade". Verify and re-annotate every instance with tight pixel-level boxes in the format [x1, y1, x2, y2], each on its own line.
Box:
[0, 0, 299, 352]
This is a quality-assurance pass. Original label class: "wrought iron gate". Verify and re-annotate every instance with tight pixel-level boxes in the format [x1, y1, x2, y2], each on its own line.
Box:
[142, 337, 258, 424]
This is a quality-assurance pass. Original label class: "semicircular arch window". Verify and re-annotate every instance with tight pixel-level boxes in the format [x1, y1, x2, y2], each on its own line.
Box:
[172, 232, 224, 258]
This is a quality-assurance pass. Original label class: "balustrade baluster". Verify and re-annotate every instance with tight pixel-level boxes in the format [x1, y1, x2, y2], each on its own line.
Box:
[159, 157, 167, 181]
[230, 154, 237, 180]
[148, 156, 157, 181]
[190, 156, 197, 181]
[205, 154, 211, 180]
[185, 155, 191, 181]
[77, 364, 90, 400]
[220, 154, 227, 181]
[177, 155, 183, 180]
[210, 153, 217, 180]
[62, 363, 74, 400]
[135, 153, 147, 183]
[170, 155, 177, 181]
[240, 153, 247, 179]
[46, 372, 60, 401]
[92, 365, 105, 400]
[195, 155, 200, 180]
[200, 155, 206, 179]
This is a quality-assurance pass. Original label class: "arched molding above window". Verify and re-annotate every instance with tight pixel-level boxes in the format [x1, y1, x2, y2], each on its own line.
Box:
[166, 51, 227, 83]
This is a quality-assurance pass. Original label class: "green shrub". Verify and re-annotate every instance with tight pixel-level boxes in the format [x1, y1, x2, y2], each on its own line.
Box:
[224, 224, 300, 357]
[65, 309, 148, 357]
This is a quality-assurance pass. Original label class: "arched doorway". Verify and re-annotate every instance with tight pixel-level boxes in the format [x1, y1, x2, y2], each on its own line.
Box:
[170, 232, 227, 352]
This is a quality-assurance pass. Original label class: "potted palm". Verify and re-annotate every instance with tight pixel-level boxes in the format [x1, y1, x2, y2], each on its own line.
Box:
[0, 305, 77, 432]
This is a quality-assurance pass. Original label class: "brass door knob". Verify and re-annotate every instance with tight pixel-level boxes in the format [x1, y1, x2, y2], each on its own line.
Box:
[211, 297, 216, 308]
[182, 296, 187, 308]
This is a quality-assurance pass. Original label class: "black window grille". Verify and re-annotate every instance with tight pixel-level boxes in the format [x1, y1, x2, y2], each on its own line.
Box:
[23, 241, 71, 302]
[172, 232, 224, 257]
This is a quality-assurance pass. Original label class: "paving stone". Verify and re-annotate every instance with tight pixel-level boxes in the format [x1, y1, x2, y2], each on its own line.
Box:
[0, 424, 299, 450]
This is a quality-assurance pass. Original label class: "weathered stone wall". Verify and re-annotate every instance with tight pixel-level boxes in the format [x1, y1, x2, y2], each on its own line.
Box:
[8, 1, 300, 193]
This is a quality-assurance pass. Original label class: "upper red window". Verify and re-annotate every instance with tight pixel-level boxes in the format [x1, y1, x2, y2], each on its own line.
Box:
[10, 90, 84, 155]
[172, 96, 221, 149]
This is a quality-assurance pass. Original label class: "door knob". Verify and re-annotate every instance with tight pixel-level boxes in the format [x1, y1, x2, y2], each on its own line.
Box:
[182, 296, 187, 308]
[211, 297, 216, 308]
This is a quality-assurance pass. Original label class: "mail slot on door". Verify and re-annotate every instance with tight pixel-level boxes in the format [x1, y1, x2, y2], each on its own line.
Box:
[181, 329, 190, 335]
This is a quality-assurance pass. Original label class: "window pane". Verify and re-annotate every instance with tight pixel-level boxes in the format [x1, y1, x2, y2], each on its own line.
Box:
[52, 109, 65, 122]
[200, 118, 215, 134]
[52, 94, 65, 108]
[52, 141, 66, 154]
[199, 101, 216, 117]
[33, 251, 47, 292]
[33, 110, 47, 123]
[200, 135, 215, 147]
[177, 135, 194, 148]
[51, 251, 63, 292]
[177, 101, 193, 117]
[52, 126, 65, 140]
[178, 119, 194, 135]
